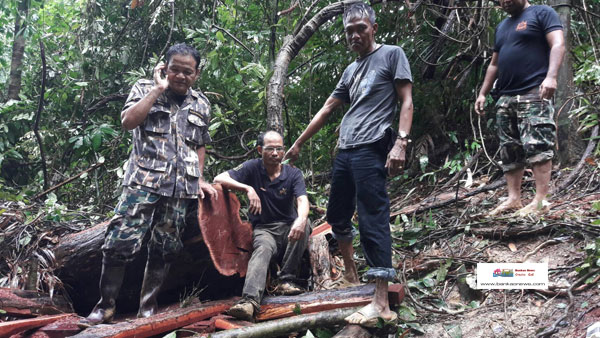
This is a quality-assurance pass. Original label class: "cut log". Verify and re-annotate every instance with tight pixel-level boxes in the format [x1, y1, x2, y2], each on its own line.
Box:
[0, 313, 72, 337]
[70, 298, 237, 338]
[256, 283, 404, 321]
[332, 324, 372, 338]
[210, 307, 359, 338]
[51, 186, 247, 313]
[308, 233, 336, 291]
[0, 288, 73, 317]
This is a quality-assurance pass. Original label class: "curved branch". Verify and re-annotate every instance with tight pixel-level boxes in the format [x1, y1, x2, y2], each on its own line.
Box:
[266, 0, 361, 133]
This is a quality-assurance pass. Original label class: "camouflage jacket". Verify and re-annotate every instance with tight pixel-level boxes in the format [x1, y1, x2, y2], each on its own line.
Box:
[121, 79, 212, 198]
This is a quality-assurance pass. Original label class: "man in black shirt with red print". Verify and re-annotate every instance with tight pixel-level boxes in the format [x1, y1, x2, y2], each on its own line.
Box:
[213, 130, 309, 321]
[475, 0, 565, 217]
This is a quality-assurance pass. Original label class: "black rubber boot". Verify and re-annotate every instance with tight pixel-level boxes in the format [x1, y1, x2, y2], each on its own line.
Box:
[137, 252, 171, 318]
[84, 263, 126, 325]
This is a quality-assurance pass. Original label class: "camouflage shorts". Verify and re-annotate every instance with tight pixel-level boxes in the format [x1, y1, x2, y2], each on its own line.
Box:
[101, 186, 191, 264]
[496, 93, 556, 172]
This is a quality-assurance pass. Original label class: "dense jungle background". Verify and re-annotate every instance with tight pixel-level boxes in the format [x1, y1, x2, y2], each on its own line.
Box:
[1, 0, 600, 337]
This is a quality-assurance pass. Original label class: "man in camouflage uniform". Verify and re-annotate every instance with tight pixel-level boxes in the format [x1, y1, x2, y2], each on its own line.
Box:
[475, 0, 565, 216]
[84, 43, 217, 325]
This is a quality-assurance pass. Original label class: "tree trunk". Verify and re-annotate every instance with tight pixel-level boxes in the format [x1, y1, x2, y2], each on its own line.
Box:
[0, 288, 73, 317]
[548, 0, 583, 164]
[7, 0, 29, 101]
[266, 0, 364, 134]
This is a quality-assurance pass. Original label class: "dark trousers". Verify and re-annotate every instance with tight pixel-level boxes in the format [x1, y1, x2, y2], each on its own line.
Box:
[326, 144, 395, 281]
[242, 222, 310, 307]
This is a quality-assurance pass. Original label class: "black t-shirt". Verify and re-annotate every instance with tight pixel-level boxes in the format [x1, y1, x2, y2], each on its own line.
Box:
[228, 159, 307, 226]
[494, 5, 562, 95]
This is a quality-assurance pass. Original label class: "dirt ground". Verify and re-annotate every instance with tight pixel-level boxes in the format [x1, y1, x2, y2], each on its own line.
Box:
[414, 237, 600, 337]
[393, 185, 600, 338]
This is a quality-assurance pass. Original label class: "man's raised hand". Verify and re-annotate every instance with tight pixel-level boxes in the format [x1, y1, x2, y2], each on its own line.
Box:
[153, 62, 169, 92]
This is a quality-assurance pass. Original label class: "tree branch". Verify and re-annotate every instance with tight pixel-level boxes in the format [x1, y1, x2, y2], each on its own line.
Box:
[33, 40, 48, 190]
[212, 24, 256, 58]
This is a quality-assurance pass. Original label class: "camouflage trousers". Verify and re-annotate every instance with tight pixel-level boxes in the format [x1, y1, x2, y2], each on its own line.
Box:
[496, 92, 556, 173]
[101, 186, 192, 265]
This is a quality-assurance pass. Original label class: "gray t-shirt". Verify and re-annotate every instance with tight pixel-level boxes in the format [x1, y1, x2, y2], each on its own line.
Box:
[331, 44, 412, 149]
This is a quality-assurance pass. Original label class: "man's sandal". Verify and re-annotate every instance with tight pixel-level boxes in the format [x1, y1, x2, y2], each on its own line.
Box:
[345, 306, 398, 328]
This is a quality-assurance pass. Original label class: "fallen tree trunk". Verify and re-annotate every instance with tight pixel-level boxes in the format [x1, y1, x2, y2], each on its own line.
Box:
[71, 299, 237, 338]
[0, 313, 72, 337]
[256, 283, 404, 321]
[210, 307, 359, 338]
[0, 288, 73, 317]
[52, 187, 248, 314]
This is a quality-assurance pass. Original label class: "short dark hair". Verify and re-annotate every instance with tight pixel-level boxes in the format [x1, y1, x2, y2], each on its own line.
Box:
[257, 130, 283, 147]
[166, 43, 201, 69]
[343, 2, 376, 26]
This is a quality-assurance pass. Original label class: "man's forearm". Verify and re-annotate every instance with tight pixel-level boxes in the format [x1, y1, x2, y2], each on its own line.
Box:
[398, 100, 413, 136]
[478, 64, 498, 97]
[293, 195, 310, 226]
[213, 173, 251, 193]
[121, 86, 164, 130]
[294, 97, 341, 147]
[546, 43, 565, 80]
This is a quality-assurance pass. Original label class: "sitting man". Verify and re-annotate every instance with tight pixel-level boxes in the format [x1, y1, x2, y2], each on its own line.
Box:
[213, 130, 310, 321]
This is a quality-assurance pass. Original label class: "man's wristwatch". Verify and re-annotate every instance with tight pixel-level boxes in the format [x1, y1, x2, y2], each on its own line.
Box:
[397, 131, 411, 143]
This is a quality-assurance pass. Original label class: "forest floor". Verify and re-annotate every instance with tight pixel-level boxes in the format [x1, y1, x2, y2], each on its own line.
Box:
[2, 157, 600, 337]
[383, 160, 600, 338]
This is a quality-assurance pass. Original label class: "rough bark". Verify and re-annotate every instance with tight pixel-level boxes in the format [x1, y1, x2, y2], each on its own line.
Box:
[308, 232, 336, 290]
[71, 299, 235, 338]
[210, 307, 359, 338]
[6, 0, 29, 100]
[548, 0, 583, 164]
[0, 288, 73, 317]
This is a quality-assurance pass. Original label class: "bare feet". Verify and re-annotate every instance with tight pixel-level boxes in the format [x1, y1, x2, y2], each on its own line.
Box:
[514, 200, 550, 217]
[488, 199, 523, 217]
[345, 303, 397, 327]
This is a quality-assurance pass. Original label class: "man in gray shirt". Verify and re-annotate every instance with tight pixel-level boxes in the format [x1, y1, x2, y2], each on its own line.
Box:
[285, 2, 413, 327]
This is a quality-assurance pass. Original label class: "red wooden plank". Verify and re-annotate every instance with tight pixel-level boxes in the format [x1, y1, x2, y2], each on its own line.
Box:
[0, 314, 72, 337]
